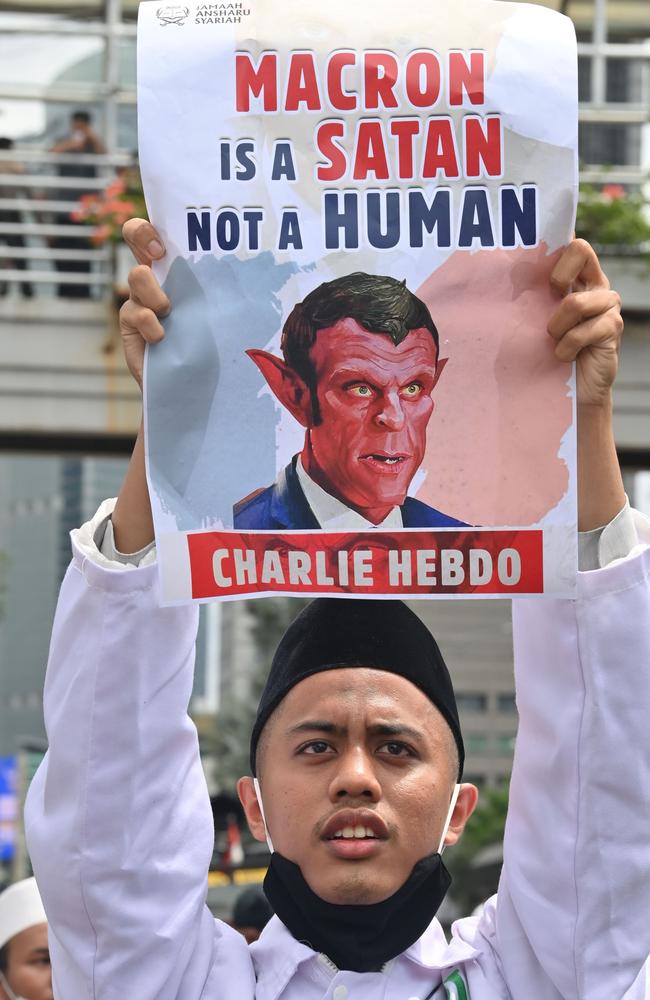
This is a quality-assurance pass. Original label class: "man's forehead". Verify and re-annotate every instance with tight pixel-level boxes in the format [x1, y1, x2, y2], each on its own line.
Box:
[310, 317, 437, 368]
[275, 666, 443, 722]
[7, 922, 49, 955]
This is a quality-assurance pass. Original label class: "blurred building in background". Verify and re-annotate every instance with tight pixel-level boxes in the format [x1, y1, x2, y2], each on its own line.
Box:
[0, 0, 648, 894]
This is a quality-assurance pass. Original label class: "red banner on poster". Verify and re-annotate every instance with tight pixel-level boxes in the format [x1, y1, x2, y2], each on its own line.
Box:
[188, 529, 543, 599]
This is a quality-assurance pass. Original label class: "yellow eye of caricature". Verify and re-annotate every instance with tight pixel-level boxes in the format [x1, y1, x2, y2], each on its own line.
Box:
[349, 384, 373, 397]
[401, 383, 422, 397]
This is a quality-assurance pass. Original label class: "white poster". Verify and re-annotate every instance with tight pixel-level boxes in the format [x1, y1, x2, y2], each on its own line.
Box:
[137, 0, 578, 604]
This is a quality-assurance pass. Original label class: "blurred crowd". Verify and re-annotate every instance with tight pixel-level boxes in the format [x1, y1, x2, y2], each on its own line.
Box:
[0, 109, 140, 301]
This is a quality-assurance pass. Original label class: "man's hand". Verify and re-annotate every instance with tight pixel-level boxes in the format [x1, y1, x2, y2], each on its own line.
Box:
[547, 239, 626, 531]
[119, 219, 169, 390]
[547, 238, 623, 408]
[112, 219, 168, 552]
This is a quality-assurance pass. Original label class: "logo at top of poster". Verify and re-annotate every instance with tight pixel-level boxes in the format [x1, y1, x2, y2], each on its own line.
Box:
[156, 5, 189, 25]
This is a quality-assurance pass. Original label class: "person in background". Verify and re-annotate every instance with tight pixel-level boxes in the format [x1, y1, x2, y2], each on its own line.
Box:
[0, 878, 51, 1000]
[49, 111, 105, 161]
[231, 887, 273, 945]
[0, 138, 32, 299]
[49, 111, 105, 299]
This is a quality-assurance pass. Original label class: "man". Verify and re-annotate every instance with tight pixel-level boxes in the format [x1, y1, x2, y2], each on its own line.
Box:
[23, 225, 650, 998]
[50, 111, 105, 161]
[49, 111, 105, 299]
[234, 272, 467, 530]
[0, 138, 32, 299]
[0, 878, 51, 1000]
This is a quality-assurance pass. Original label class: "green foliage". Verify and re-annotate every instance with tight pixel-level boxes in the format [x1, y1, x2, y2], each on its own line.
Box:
[455, 782, 509, 856]
[576, 184, 650, 255]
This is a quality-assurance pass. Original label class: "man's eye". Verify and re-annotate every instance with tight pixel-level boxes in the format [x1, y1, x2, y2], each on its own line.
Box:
[347, 384, 373, 397]
[400, 382, 423, 398]
[379, 741, 413, 757]
[301, 741, 333, 755]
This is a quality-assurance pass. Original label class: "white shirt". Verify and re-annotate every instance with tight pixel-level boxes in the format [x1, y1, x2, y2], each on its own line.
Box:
[295, 457, 403, 531]
[24, 501, 650, 1000]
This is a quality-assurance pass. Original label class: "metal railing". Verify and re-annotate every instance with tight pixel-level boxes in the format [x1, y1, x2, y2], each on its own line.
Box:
[0, 149, 131, 298]
[1, 150, 648, 300]
[0, 24, 648, 300]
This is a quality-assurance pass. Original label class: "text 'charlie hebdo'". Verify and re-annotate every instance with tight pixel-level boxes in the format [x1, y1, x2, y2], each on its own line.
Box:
[186, 530, 545, 599]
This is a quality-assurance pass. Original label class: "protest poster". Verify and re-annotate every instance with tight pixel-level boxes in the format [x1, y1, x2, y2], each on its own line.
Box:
[137, 0, 578, 604]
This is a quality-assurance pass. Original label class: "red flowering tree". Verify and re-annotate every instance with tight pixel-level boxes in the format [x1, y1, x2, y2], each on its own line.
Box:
[72, 167, 147, 244]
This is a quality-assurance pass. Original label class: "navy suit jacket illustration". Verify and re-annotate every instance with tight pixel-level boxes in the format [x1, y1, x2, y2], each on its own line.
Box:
[233, 456, 468, 530]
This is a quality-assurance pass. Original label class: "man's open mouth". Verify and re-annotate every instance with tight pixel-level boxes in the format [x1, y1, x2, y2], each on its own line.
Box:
[331, 825, 379, 840]
[321, 810, 389, 841]
[359, 453, 409, 467]
[321, 810, 389, 859]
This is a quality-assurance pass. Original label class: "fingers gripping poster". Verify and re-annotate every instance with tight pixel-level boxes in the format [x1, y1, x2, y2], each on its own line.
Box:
[137, 0, 578, 604]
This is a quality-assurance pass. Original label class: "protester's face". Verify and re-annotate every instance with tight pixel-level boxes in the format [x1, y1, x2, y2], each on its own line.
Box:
[307, 320, 438, 519]
[248, 669, 460, 905]
[1, 924, 52, 1000]
[71, 115, 89, 135]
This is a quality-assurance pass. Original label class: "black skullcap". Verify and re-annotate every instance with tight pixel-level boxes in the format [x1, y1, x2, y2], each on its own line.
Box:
[250, 599, 464, 779]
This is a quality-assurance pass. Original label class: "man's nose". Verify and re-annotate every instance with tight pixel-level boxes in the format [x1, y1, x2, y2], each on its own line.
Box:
[328, 747, 381, 801]
[374, 391, 406, 431]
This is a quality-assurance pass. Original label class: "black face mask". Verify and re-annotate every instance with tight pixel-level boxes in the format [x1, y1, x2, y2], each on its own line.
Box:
[263, 851, 451, 973]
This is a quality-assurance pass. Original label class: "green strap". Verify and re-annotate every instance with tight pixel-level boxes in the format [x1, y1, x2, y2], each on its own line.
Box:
[444, 969, 469, 1000]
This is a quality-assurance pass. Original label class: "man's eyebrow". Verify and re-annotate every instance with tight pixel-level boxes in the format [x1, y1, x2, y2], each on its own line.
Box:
[27, 948, 50, 958]
[335, 363, 437, 383]
[368, 723, 425, 742]
[284, 721, 425, 741]
[286, 720, 344, 737]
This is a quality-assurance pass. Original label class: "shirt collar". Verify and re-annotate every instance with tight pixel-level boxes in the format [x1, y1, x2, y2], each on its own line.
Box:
[400, 916, 480, 969]
[250, 914, 480, 1000]
[250, 916, 317, 1000]
[295, 456, 403, 531]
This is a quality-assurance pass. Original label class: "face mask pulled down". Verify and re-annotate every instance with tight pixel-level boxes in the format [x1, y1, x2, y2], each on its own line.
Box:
[254, 778, 460, 973]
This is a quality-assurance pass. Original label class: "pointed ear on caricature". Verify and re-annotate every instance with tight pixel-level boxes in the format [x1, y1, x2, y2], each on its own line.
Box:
[246, 349, 313, 427]
[432, 356, 448, 391]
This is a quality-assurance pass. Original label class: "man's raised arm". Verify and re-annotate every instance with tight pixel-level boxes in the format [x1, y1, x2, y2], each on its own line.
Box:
[24, 221, 254, 1000]
[482, 241, 650, 999]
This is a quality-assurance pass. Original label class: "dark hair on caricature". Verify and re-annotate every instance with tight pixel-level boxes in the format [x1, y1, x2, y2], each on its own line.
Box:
[0, 942, 8, 974]
[281, 272, 439, 423]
